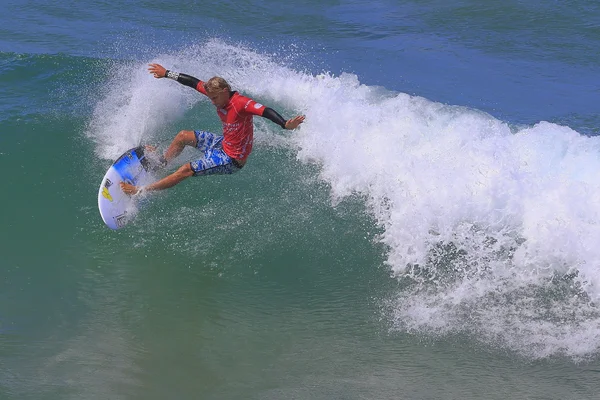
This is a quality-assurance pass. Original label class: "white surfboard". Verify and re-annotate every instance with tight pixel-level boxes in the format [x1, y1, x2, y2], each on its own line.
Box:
[97, 146, 157, 230]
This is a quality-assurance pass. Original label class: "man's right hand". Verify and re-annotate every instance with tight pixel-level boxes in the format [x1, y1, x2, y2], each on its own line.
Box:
[148, 63, 167, 78]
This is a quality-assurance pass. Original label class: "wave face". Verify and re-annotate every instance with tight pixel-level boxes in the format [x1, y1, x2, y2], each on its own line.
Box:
[82, 39, 600, 359]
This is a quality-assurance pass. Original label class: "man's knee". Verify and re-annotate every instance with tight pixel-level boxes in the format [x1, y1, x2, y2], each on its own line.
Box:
[177, 163, 195, 178]
[176, 130, 197, 145]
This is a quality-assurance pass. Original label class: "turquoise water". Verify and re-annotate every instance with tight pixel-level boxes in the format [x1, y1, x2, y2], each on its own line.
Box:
[2, 1, 600, 399]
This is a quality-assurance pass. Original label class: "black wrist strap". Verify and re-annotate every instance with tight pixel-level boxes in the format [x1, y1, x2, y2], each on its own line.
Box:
[165, 70, 180, 80]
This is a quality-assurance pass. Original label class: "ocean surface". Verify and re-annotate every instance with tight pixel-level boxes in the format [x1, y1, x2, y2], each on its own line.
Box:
[2, 1, 600, 399]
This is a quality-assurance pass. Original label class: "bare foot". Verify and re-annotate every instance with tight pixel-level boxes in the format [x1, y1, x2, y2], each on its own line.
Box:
[120, 182, 139, 195]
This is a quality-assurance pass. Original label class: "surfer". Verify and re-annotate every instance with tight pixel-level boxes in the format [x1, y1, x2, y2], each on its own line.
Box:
[120, 63, 305, 195]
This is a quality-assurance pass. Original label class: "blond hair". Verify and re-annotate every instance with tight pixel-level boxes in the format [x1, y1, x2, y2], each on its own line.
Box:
[204, 76, 231, 93]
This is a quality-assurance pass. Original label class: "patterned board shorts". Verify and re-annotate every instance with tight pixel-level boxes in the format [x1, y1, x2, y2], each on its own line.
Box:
[190, 130, 242, 176]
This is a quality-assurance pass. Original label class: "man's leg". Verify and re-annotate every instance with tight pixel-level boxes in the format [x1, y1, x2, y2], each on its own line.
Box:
[164, 130, 197, 163]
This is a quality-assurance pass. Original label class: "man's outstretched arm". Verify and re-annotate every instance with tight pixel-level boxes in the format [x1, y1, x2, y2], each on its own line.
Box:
[262, 108, 305, 130]
[148, 63, 201, 90]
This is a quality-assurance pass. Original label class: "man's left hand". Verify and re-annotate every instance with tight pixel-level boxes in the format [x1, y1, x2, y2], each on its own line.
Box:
[285, 115, 306, 130]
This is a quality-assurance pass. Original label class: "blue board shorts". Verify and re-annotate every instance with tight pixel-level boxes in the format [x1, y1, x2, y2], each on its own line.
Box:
[190, 131, 242, 176]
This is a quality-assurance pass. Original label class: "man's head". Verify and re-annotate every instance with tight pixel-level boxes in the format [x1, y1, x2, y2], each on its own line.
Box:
[204, 77, 231, 108]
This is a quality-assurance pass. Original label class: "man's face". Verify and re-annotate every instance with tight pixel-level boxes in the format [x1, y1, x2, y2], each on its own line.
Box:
[207, 88, 230, 108]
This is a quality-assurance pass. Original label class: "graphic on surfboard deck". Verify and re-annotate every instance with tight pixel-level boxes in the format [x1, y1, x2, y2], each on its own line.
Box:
[97, 146, 156, 230]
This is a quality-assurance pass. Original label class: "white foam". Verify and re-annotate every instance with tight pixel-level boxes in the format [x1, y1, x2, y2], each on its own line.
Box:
[86, 55, 202, 160]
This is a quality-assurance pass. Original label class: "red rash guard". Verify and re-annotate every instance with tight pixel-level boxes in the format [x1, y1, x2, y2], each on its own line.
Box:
[196, 81, 266, 161]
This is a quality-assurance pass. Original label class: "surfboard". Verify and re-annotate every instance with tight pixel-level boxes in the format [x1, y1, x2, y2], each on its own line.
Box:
[97, 146, 157, 230]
